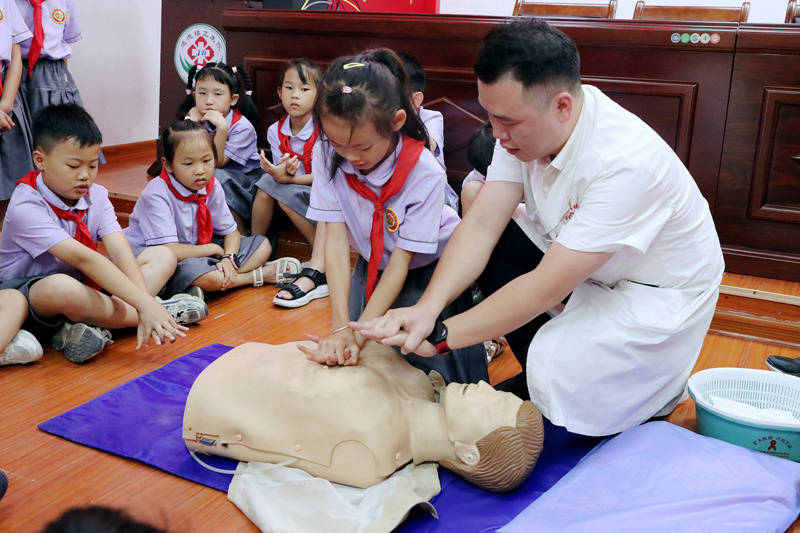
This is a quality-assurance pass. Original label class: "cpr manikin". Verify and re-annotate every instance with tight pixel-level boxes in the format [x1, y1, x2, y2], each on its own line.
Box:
[183, 341, 544, 491]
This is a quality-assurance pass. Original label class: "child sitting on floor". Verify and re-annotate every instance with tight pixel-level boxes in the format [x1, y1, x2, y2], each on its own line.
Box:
[251, 58, 328, 309]
[0, 104, 191, 364]
[125, 120, 300, 299]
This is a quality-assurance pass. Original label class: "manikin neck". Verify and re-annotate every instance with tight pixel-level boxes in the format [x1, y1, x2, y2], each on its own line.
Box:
[409, 399, 457, 464]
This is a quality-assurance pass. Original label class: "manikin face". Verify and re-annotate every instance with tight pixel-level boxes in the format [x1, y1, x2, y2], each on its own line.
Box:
[194, 77, 239, 116]
[321, 110, 406, 173]
[477, 75, 574, 163]
[34, 139, 101, 206]
[278, 67, 317, 122]
[443, 381, 523, 446]
[164, 132, 216, 192]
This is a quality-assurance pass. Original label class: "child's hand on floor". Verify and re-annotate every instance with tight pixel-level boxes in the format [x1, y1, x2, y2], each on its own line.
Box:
[136, 298, 188, 349]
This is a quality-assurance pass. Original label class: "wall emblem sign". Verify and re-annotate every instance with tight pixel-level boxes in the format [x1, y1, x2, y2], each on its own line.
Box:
[174, 24, 227, 84]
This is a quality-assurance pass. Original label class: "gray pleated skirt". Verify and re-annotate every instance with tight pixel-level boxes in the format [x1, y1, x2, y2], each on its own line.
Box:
[0, 88, 35, 200]
[349, 256, 489, 384]
[132, 235, 266, 297]
[215, 167, 261, 222]
[254, 173, 313, 219]
[19, 58, 105, 164]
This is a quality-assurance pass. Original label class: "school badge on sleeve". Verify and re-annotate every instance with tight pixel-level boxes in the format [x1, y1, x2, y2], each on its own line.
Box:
[385, 208, 400, 232]
[0, 8, 5, 23]
[50, 8, 66, 24]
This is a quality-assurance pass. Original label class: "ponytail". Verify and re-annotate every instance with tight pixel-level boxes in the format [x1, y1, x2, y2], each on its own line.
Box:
[314, 48, 430, 180]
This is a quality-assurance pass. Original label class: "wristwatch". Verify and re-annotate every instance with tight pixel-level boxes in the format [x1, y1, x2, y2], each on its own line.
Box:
[426, 320, 451, 355]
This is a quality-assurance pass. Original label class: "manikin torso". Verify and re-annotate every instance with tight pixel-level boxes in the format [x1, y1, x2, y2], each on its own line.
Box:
[183, 341, 542, 490]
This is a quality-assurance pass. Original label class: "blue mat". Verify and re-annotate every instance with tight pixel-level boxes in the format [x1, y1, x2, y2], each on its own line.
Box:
[39, 344, 602, 532]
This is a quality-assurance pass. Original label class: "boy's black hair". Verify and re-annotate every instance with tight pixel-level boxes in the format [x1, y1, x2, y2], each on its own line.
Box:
[467, 121, 495, 176]
[42, 505, 165, 533]
[178, 62, 260, 131]
[474, 18, 580, 93]
[149, 119, 217, 176]
[32, 104, 103, 153]
[278, 57, 323, 88]
[397, 51, 426, 94]
[314, 48, 430, 180]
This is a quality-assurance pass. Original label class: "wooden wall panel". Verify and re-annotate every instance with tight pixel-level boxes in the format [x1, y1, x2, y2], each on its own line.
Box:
[717, 25, 800, 281]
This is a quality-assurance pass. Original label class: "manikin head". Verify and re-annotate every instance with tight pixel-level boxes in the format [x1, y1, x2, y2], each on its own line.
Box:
[183, 341, 544, 492]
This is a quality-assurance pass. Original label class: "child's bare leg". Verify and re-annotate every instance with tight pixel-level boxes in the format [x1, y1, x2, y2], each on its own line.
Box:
[137, 246, 178, 296]
[461, 181, 483, 216]
[28, 274, 139, 329]
[238, 239, 272, 273]
[192, 239, 279, 291]
[251, 189, 276, 236]
[276, 209, 326, 300]
[0, 289, 29, 352]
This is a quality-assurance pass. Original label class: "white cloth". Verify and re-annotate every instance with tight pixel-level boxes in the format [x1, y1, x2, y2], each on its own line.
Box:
[486, 85, 724, 436]
[228, 461, 440, 533]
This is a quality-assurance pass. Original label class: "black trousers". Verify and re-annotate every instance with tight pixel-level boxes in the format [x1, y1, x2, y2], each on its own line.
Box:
[477, 220, 553, 399]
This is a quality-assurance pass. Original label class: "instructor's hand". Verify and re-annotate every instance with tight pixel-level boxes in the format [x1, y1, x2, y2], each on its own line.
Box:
[350, 303, 439, 356]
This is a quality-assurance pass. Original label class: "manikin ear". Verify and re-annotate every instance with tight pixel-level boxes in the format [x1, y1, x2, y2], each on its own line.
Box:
[454, 442, 480, 466]
[230, 93, 240, 107]
[32, 149, 45, 170]
[411, 91, 424, 109]
[391, 109, 407, 132]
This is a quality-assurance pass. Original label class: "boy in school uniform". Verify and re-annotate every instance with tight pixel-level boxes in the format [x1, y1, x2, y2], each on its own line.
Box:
[0, 104, 204, 363]
[398, 51, 459, 210]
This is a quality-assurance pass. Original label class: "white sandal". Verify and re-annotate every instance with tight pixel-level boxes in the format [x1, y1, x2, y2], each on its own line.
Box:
[266, 257, 302, 284]
[252, 266, 265, 287]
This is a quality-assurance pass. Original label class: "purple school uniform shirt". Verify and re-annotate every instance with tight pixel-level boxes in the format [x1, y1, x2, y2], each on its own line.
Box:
[220, 109, 260, 174]
[307, 137, 460, 271]
[124, 172, 237, 249]
[14, 0, 80, 61]
[266, 115, 320, 175]
[0, 0, 32, 68]
[0, 173, 121, 281]
[419, 106, 444, 168]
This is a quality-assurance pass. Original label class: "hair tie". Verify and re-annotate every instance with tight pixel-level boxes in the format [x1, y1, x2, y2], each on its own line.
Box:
[343, 62, 366, 70]
[245, 90, 253, 96]
[232, 66, 238, 73]
[341, 85, 353, 94]
[185, 89, 192, 95]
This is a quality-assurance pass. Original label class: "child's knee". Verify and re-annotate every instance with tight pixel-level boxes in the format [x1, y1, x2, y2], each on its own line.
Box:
[254, 189, 271, 202]
[141, 245, 178, 270]
[28, 274, 87, 309]
[0, 289, 28, 312]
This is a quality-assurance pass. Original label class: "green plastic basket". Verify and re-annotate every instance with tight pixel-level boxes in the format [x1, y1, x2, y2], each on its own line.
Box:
[687, 367, 800, 461]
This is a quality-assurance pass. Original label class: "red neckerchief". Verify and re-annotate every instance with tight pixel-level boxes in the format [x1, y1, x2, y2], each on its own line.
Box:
[158, 168, 215, 245]
[27, 0, 45, 78]
[277, 114, 318, 173]
[343, 137, 425, 302]
[16, 170, 101, 291]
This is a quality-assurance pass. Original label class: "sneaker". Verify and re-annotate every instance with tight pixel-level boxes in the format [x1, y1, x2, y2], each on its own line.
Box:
[51, 322, 113, 364]
[765, 355, 800, 377]
[0, 329, 43, 366]
[159, 293, 208, 325]
[186, 286, 205, 301]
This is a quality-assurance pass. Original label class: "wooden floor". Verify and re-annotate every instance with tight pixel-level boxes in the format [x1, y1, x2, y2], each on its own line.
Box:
[1, 146, 799, 531]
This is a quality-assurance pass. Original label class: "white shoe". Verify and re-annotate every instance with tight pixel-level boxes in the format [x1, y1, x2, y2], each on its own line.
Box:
[159, 294, 208, 325]
[51, 322, 113, 364]
[0, 330, 43, 366]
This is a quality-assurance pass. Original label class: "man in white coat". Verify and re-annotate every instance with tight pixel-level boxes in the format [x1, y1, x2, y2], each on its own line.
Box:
[353, 18, 724, 437]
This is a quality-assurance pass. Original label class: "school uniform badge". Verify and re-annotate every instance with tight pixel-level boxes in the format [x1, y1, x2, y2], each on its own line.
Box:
[0, 8, 5, 23]
[50, 8, 66, 24]
[385, 208, 400, 232]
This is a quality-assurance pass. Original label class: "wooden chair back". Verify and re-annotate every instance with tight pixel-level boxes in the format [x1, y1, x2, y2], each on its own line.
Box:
[787, 0, 800, 23]
[513, 0, 617, 18]
[632, 1, 750, 22]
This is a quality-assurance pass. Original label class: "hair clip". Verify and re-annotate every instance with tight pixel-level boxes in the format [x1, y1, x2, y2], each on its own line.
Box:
[232, 66, 238, 73]
[341, 85, 353, 94]
[185, 89, 192, 95]
[343, 62, 366, 70]
[246, 91, 253, 96]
